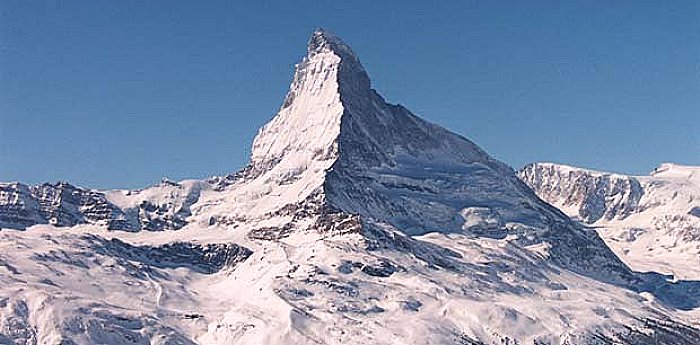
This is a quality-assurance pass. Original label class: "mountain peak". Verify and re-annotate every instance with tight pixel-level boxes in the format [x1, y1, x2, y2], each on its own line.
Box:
[251, 30, 370, 171]
[306, 29, 360, 64]
[303, 29, 370, 94]
[239, 30, 635, 285]
[307, 28, 345, 53]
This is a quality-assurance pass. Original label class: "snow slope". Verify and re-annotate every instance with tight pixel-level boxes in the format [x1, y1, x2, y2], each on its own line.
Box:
[1, 30, 700, 344]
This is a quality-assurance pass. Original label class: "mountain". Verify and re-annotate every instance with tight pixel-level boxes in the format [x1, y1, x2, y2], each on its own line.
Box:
[1, 30, 699, 345]
[0, 179, 206, 232]
[519, 162, 700, 280]
[0, 181, 130, 230]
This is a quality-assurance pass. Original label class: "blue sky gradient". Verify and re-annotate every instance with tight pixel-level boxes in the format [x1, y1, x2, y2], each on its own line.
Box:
[1, 1, 698, 189]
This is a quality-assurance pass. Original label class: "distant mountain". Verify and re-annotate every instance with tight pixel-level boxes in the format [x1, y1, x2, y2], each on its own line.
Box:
[1, 30, 699, 345]
[0, 179, 206, 231]
[519, 162, 700, 279]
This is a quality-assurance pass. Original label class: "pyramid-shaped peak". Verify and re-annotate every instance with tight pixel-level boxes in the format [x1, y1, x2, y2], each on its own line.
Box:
[240, 30, 634, 284]
[303, 29, 367, 86]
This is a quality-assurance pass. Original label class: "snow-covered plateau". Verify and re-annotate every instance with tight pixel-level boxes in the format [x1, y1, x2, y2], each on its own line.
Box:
[1, 30, 699, 345]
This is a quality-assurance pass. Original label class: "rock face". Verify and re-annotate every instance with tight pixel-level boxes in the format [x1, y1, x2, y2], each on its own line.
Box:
[0, 183, 42, 229]
[518, 162, 700, 239]
[0, 182, 130, 230]
[519, 163, 645, 223]
[0, 179, 205, 231]
[1, 30, 699, 345]
[519, 162, 700, 280]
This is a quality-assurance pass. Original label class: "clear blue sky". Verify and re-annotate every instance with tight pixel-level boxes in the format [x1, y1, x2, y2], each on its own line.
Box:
[2, 1, 698, 189]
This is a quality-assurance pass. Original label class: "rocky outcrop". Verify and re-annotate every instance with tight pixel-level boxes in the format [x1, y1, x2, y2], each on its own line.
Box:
[0, 179, 204, 231]
[0, 183, 43, 229]
[518, 163, 644, 222]
[0, 182, 131, 230]
[519, 162, 700, 242]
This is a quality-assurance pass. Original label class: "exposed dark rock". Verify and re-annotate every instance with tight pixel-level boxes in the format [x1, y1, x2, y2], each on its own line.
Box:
[84, 235, 252, 274]
[337, 259, 404, 277]
[519, 163, 645, 223]
[0, 182, 132, 231]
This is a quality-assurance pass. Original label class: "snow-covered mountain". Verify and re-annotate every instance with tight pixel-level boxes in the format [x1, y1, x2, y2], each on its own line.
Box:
[1, 30, 699, 345]
[519, 162, 700, 280]
[0, 179, 207, 232]
[0, 181, 130, 230]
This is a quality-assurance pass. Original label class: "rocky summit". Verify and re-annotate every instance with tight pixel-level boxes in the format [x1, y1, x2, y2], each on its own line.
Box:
[1, 30, 699, 345]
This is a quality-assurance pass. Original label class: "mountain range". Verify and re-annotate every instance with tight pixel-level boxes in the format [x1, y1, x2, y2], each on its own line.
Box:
[520, 162, 700, 281]
[0, 30, 698, 345]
